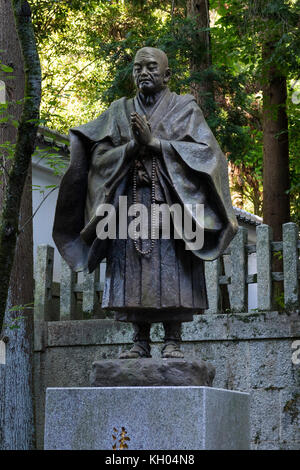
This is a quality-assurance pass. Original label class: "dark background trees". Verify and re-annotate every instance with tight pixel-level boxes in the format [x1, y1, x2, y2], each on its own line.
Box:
[30, 0, 300, 231]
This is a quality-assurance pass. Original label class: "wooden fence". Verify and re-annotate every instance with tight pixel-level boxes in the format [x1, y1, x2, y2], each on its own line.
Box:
[34, 223, 300, 322]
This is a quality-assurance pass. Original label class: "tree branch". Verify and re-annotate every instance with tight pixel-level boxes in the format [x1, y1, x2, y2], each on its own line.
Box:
[0, 0, 41, 333]
[19, 185, 58, 233]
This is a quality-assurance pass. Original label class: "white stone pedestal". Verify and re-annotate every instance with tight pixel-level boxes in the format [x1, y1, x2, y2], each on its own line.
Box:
[44, 386, 250, 450]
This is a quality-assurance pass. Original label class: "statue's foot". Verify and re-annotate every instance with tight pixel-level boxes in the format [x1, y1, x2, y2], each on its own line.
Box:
[161, 342, 184, 359]
[119, 343, 151, 359]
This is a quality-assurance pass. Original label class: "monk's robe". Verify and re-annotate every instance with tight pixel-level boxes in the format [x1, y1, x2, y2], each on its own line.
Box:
[53, 88, 238, 323]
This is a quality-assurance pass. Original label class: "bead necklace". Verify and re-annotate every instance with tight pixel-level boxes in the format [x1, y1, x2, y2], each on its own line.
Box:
[132, 156, 157, 256]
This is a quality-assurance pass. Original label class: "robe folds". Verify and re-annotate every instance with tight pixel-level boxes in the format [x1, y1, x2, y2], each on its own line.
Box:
[53, 88, 238, 323]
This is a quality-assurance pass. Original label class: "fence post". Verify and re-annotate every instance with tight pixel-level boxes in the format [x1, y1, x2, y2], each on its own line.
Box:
[257, 224, 273, 311]
[283, 222, 299, 310]
[34, 245, 54, 321]
[205, 259, 221, 313]
[60, 258, 76, 320]
[82, 267, 99, 318]
[230, 227, 248, 312]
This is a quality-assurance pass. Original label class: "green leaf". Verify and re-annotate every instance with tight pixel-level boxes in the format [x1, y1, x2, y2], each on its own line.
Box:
[1, 64, 13, 73]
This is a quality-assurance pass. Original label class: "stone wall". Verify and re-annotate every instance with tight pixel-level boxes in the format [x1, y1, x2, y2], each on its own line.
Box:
[34, 311, 300, 450]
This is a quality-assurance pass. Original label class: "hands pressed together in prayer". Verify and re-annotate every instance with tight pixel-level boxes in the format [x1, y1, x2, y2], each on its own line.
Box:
[131, 112, 151, 146]
[130, 112, 161, 153]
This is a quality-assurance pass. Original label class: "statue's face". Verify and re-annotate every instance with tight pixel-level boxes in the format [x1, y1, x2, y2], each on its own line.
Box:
[133, 48, 170, 95]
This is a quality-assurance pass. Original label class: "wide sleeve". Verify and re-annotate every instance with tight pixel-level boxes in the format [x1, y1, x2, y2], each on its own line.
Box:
[53, 98, 136, 272]
[52, 132, 91, 271]
[158, 99, 238, 260]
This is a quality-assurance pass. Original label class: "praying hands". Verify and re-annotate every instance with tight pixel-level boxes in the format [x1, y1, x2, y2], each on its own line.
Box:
[130, 112, 161, 152]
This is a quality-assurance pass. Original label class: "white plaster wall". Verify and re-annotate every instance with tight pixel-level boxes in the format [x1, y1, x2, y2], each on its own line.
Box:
[32, 157, 61, 281]
[240, 221, 258, 311]
[248, 253, 257, 311]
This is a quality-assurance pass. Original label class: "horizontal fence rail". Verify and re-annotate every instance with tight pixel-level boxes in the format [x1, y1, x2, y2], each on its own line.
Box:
[34, 223, 300, 321]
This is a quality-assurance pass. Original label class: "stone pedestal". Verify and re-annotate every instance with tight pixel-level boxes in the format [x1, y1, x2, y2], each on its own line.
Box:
[90, 358, 216, 387]
[44, 386, 250, 450]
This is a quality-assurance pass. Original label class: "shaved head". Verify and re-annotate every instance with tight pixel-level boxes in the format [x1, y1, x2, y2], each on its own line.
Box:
[134, 47, 168, 69]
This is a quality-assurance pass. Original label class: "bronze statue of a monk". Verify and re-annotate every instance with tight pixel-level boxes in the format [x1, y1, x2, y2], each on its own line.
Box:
[53, 47, 238, 359]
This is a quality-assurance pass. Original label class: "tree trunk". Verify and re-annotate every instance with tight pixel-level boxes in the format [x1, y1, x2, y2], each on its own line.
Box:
[262, 42, 290, 241]
[186, 0, 213, 116]
[262, 41, 290, 310]
[0, 0, 36, 450]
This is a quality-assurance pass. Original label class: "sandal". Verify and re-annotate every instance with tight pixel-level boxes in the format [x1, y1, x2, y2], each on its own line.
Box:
[119, 343, 151, 359]
[161, 342, 184, 359]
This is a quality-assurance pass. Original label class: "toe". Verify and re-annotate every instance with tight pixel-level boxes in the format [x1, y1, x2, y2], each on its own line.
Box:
[119, 351, 140, 359]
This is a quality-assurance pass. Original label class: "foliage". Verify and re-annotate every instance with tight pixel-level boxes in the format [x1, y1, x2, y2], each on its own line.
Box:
[211, 0, 300, 221]
[2, 303, 33, 331]
[29, 0, 300, 220]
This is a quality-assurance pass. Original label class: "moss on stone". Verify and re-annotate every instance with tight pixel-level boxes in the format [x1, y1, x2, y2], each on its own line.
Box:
[283, 393, 300, 423]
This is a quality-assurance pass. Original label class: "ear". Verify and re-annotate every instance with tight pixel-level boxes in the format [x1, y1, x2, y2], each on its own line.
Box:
[163, 68, 171, 84]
